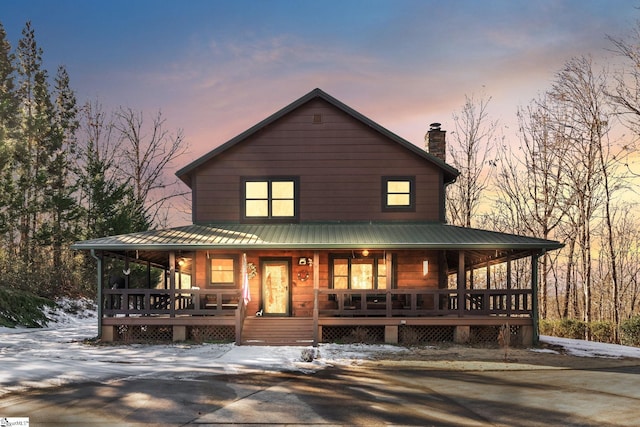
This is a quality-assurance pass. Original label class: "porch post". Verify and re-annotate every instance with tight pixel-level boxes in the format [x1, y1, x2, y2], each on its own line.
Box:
[486, 260, 491, 289]
[169, 251, 176, 317]
[91, 250, 104, 340]
[531, 252, 540, 344]
[124, 254, 130, 288]
[147, 260, 151, 289]
[312, 251, 320, 347]
[507, 255, 512, 316]
[457, 251, 465, 317]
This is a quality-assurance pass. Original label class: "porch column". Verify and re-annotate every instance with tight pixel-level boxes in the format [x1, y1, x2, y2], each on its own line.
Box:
[312, 251, 320, 346]
[124, 255, 130, 288]
[506, 255, 512, 316]
[146, 260, 152, 289]
[91, 250, 105, 341]
[486, 261, 491, 289]
[457, 251, 465, 317]
[169, 251, 176, 317]
[531, 253, 540, 344]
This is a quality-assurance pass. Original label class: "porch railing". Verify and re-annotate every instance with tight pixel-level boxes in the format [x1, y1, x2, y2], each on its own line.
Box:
[102, 288, 242, 317]
[102, 287, 532, 318]
[316, 288, 532, 317]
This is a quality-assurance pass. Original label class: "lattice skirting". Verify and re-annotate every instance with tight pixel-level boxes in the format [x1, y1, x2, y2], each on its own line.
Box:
[321, 325, 521, 346]
[189, 325, 235, 342]
[321, 326, 385, 343]
[399, 325, 455, 345]
[470, 325, 524, 346]
[115, 325, 173, 342]
[113, 325, 235, 343]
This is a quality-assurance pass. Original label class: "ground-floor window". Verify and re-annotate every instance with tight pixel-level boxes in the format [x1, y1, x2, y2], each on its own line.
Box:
[209, 255, 238, 288]
[330, 254, 394, 289]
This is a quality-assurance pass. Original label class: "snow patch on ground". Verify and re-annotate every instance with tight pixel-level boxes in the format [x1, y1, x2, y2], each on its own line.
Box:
[1, 302, 639, 397]
[539, 335, 640, 359]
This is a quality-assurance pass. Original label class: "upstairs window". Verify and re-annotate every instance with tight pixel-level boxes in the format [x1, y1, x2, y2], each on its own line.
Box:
[382, 176, 415, 211]
[242, 177, 298, 222]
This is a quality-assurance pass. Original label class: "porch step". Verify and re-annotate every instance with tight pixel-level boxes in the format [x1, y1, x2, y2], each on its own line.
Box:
[241, 317, 315, 346]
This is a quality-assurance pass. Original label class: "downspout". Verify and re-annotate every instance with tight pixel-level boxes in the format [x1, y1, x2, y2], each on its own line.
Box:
[91, 249, 103, 340]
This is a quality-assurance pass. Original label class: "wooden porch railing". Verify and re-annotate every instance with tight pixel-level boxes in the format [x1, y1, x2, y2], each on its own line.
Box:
[102, 287, 532, 319]
[102, 288, 242, 317]
[315, 288, 532, 317]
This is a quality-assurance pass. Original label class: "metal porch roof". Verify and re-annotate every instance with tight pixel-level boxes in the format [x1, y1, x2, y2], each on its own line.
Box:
[71, 222, 563, 252]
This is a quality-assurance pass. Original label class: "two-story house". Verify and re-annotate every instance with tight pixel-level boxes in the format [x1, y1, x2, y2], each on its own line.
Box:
[72, 88, 562, 346]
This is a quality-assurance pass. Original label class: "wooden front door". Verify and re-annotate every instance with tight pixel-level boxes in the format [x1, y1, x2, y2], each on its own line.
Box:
[261, 259, 290, 316]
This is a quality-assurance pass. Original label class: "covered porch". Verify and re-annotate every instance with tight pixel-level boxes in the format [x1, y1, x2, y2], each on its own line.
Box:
[71, 222, 562, 346]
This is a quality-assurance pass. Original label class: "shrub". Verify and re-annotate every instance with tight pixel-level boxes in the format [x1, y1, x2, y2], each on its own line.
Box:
[538, 319, 555, 336]
[589, 321, 614, 343]
[557, 318, 587, 339]
[0, 288, 55, 328]
[539, 318, 586, 339]
[620, 316, 640, 347]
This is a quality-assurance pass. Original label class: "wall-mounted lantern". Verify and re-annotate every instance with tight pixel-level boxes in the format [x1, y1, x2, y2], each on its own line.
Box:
[423, 260, 429, 276]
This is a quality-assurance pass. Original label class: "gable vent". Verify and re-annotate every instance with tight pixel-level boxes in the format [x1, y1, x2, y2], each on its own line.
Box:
[312, 114, 322, 124]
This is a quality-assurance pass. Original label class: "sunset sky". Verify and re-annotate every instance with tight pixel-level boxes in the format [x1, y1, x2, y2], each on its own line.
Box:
[2, 0, 637, 165]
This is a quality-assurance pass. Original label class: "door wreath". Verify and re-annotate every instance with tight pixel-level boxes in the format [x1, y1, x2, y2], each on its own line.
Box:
[297, 269, 310, 281]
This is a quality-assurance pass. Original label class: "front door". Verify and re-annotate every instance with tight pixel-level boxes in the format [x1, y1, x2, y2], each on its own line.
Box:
[261, 259, 290, 316]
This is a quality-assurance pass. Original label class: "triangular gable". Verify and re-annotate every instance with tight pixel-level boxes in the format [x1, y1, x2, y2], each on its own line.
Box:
[176, 88, 459, 187]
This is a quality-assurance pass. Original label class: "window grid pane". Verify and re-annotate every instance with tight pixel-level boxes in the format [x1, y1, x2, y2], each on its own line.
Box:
[387, 180, 411, 206]
[332, 257, 390, 290]
[210, 258, 235, 286]
[244, 179, 296, 219]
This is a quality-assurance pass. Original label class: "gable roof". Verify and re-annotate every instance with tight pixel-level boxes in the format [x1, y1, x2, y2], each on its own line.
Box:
[176, 88, 459, 186]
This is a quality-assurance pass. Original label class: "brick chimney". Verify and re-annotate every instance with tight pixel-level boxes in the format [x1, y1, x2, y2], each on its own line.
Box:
[425, 122, 446, 162]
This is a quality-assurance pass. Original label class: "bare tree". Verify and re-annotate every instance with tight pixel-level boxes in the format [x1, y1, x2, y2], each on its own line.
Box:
[550, 56, 622, 338]
[446, 93, 498, 227]
[607, 24, 640, 140]
[494, 94, 567, 318]
[112, 107, 190, 227]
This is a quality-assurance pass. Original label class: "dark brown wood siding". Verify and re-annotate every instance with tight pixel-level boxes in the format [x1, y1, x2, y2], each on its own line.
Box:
[192, 98, 444, 223]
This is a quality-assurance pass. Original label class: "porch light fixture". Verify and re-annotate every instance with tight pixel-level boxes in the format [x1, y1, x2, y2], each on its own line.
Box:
[423, 260, 429, 276]
[178, 258, 186, 267]
[362, 249, 370, 257]
[298, 257, 313, 266]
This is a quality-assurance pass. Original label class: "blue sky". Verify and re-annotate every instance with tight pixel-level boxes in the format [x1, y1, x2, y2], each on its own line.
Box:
[2, 0, 637, 162]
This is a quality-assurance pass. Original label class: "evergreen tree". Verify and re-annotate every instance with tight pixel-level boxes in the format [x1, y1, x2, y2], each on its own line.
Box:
[12, 21, 63, 295]
[45, 66, 81, 291]
[0, 23, 19, 242]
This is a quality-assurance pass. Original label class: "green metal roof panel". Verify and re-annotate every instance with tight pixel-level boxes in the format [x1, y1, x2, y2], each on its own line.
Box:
[71, 222, 563, 252]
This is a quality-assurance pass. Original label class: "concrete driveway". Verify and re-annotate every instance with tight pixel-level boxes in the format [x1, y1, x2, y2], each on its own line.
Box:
[1, 347, 639, 426]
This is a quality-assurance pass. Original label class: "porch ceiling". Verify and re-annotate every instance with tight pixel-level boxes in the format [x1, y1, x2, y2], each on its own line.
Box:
[72, 222, 563, 267]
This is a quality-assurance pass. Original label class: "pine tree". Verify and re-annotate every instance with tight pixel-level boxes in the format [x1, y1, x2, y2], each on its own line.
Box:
[46, 66, 81, 291]
[13, 21, 61, 294]
[0, 23, 20, 242]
